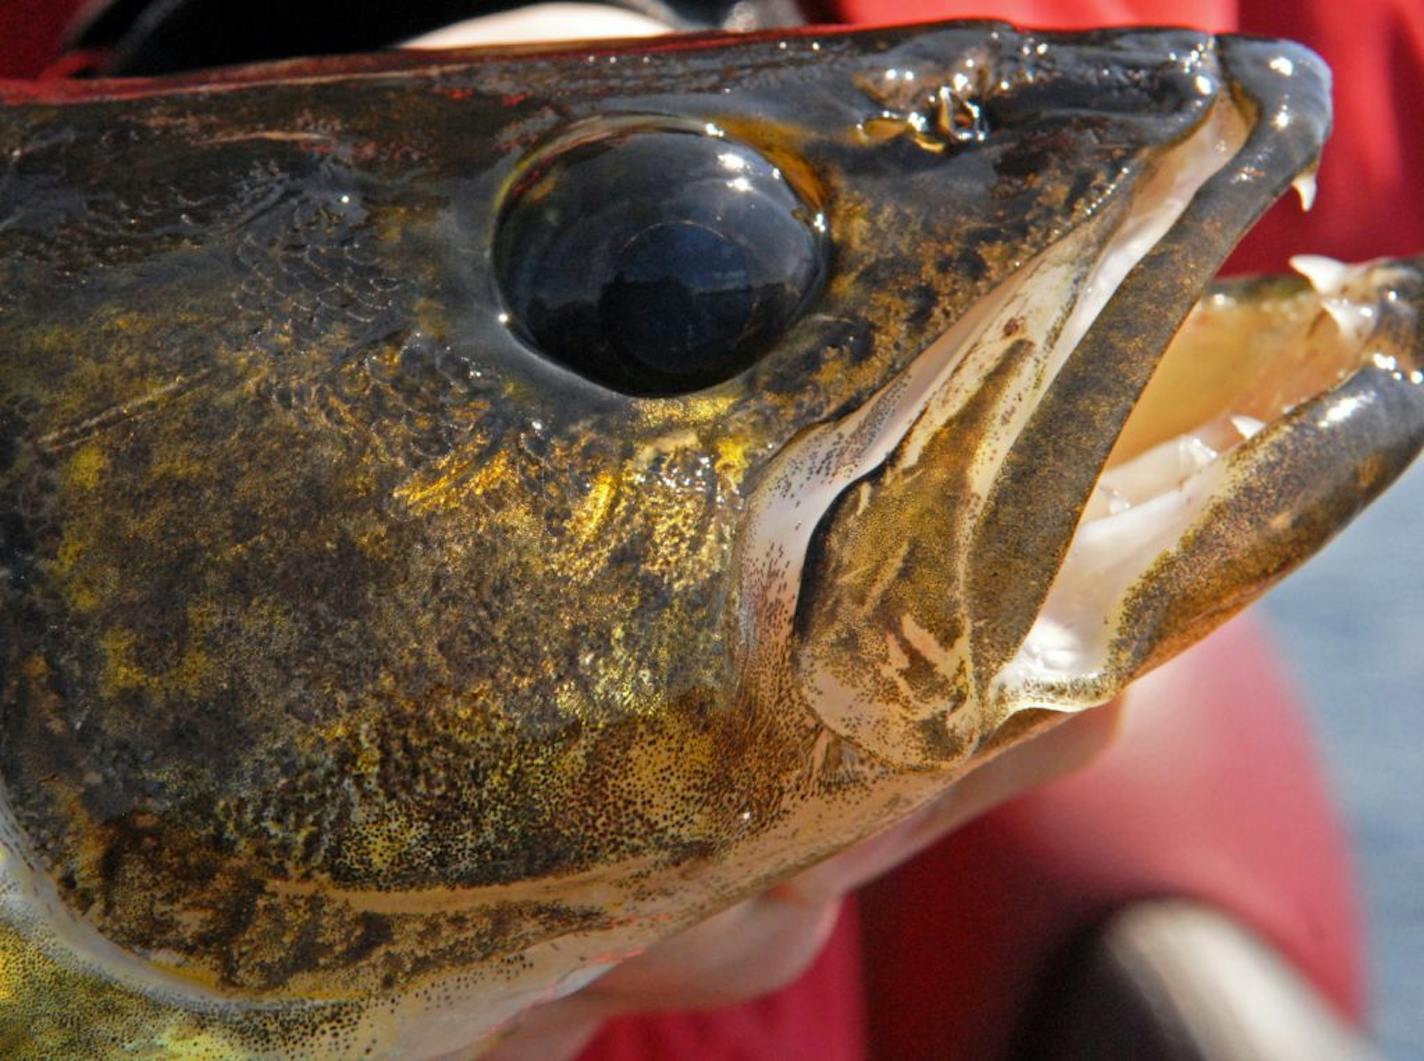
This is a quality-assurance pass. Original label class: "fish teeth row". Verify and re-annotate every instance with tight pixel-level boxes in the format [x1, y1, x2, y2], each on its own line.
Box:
[1084, 413, 1265, 522]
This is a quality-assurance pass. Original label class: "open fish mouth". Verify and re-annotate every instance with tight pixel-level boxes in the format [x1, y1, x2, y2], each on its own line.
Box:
[750, 36, 1424, 767]
[1010, 254, 1423, 702]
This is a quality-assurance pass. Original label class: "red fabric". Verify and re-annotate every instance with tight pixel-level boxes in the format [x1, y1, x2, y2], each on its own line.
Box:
[831, 0, 1236, 33]
[589, 900, 867, 1061]
[1, 3, 1409, 1059]
[0, 0, 82, 77]
[1228, 0, 1424, 273]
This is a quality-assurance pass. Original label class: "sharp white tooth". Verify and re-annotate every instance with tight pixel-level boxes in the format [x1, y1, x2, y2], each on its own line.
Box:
[1096, 431, 1218, 509]
[1231, 414, 1266, 439]
[1084, 481, 1132, 521]
[1323, 297, 1376, 344]
[1087, 413, 1266, 527]
[1286, 257, 1382, 344]
[1292, 170, 1318, 212]
[1180, 434, 1220, 470]
[1291, 253, 1349, 294]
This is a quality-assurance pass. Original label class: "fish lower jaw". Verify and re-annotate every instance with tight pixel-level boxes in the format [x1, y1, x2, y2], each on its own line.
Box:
[996, 255, 1424, 709]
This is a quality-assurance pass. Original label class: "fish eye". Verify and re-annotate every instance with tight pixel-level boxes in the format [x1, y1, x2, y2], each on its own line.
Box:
[494, 122, 829, 396]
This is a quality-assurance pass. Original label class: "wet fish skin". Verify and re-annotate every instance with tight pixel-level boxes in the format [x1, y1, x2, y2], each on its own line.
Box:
[0, 20, 1417, 1058]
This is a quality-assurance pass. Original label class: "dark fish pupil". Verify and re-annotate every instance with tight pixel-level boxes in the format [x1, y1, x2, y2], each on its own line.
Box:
[494, 122, 828, 396]
[601, 221, 753, 376]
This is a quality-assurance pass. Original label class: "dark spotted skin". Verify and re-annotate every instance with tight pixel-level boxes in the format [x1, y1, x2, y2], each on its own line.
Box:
[0, 20, 1414, 1058]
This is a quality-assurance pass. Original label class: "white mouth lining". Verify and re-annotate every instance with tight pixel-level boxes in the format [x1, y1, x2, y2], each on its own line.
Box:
[997, 424, 1244, 696]
[736, 92, 1247, 737]
[998, 255, 1395, 702]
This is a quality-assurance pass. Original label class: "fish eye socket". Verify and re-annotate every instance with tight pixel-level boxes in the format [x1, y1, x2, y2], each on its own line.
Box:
[494, 122, 829, 396]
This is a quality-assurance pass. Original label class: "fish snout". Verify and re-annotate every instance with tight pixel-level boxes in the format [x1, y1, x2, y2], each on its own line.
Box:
[745, 38, 1419, 773]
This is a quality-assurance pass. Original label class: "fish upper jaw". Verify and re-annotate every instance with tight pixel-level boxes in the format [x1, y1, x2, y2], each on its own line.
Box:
[739, 37, 1419, 769]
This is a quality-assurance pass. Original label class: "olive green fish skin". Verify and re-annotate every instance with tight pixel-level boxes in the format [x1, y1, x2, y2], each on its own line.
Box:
[0, 19, 1406, 1058]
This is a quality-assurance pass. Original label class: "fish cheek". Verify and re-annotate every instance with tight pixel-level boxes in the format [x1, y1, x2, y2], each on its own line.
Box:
[790, 339, 1034, 768]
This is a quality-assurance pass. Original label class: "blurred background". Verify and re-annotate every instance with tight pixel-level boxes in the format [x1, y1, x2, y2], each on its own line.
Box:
[1262, 459, 1424, 1060]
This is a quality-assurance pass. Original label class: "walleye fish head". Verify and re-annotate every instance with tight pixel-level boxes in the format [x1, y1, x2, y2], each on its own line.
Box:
[0, 18, 1421, 1056]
